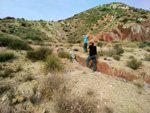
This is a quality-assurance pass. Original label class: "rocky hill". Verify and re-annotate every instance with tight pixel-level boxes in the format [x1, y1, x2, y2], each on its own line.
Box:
[59, 2, 150, 43]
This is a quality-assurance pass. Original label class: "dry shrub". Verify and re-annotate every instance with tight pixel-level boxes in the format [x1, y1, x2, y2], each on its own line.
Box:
[40, 74, 64, 100]
[45, 54, 64, 73]
[56, 96, 97, 113]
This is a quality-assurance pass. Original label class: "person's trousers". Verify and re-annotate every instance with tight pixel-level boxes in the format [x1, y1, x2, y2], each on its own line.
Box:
[83, 43, 87, 52]
[86, 55, 97, 71]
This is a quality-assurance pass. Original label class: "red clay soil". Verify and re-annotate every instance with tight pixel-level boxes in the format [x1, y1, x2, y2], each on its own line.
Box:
[92, 21, 150, 42]
[75, 53, 150, 84]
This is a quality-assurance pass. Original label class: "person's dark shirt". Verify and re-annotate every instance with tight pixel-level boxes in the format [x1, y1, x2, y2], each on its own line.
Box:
[89, 44, 97, 56]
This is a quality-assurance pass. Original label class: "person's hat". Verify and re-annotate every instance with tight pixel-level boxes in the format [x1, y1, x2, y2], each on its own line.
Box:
[89, 41, 93, 44]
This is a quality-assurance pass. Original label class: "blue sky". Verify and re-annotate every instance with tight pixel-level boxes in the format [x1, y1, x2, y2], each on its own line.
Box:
[0, 0, 150, 21]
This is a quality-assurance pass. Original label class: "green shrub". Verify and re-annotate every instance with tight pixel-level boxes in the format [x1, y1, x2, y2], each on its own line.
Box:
[27, 48, 53, 61]
[58, 50, 72, 61]
[0, 52, 14, 62]
[8, 39, 31, 50]
[102, 49, 116, 57]
[127, 58, 142, 70]
[22, 74, 33, 82]
[113, 55, 121, 61]
[113, 43, 124, 55]
[139, 42, 150, 48]
[125, 42, 138, 48]
[143, 47, 150, 52]
[45, 55, 64, 73]
[0, 68, 14, 78]
[97, 42, 103, 47]
[128, 56, 134, 59]
[0, 84, 10, 95]
[0, 34, 31, 50]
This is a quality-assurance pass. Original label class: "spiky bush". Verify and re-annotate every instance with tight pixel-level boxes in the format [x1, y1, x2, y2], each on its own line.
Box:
[26, 47, 53, 61]
[45, 55, 64, 73]
[0, 52, 14, 62]
[126, 58, 142, 70]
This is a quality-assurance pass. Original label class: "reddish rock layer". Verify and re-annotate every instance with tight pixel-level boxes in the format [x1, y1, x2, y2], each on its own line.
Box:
[75, 54, 150, 84]
[92, 21, 150, 42]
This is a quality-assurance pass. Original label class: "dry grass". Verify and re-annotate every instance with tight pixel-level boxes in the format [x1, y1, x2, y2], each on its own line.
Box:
[56, 96, 97, 113]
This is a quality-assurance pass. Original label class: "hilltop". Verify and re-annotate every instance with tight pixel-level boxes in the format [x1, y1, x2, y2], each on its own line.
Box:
[60, 2, 150, 43]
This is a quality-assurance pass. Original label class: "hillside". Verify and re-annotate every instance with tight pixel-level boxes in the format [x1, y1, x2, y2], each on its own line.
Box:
[59, 2, 150, 43]
[0, 17, 67, 45]
[0, 2, 150, 113]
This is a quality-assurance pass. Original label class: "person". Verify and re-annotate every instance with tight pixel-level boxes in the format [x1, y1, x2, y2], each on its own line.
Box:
[86, 41, 97, 71]
[83, 35, 88, 52]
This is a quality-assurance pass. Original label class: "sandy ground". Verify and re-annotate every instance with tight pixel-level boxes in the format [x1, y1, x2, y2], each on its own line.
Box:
[0, 45, 150, 113]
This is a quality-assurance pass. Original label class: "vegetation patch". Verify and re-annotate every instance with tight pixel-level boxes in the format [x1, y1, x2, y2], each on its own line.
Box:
[26, 47, 53, 61]
[0, 68, 14, 78]
[58, 50, 72, 61]
[113, 43, 124, 55]
[126, 58, 142, 70]
[0, 52, 14, 62]
[0, 34, 31, 50]
[56, 96, 97, 113]
[144, 54, 150, 61]
[45, 54, 64, 73]
[40, 74, 64, 100]
[0, 84, 10, 95]
[139, 42, 150, 48]
[113, 55, 121, 61]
